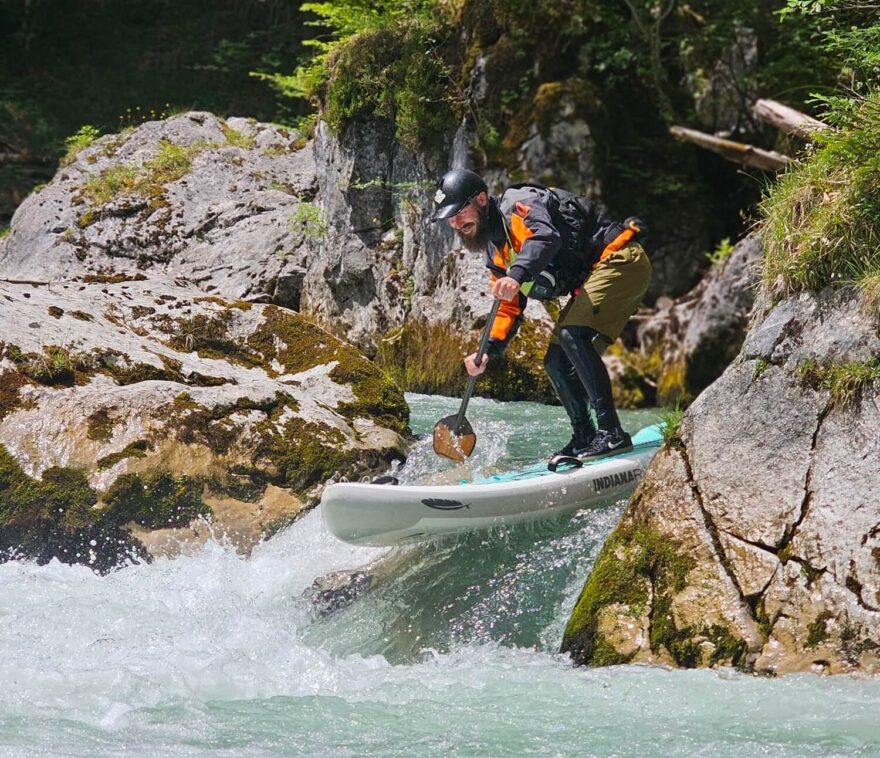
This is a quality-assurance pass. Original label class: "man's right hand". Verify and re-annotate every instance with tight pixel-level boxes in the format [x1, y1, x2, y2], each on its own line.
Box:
[464, 352, 489, 377]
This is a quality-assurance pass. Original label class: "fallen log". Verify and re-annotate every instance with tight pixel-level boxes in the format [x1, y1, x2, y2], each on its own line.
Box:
[753, 98, 829, 140]
[669, 125, 790, 171]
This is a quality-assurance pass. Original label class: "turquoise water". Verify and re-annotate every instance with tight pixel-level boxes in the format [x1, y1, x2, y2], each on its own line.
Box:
[1, 394, 879, 756]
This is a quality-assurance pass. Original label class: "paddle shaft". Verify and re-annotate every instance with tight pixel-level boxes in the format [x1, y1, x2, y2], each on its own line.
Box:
[451, 298, 502, 434]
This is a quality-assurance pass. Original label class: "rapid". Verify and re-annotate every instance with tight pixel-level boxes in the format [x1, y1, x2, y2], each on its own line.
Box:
[1, 395, 879, 756]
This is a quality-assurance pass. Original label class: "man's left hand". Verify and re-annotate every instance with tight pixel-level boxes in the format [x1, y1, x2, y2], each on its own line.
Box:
[492, 276, 520, 302]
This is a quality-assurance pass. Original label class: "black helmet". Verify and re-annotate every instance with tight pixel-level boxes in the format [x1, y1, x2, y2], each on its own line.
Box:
[432, 168, 487, 221]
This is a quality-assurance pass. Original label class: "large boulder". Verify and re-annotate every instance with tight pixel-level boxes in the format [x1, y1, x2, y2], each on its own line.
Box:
[0, 276, 408, 569]
[0, 111, 556, 390]
[563, 287, 880, 673]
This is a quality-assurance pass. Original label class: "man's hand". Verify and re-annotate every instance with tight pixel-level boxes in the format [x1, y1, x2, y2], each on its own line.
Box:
[464, 351, 489, 377]
[492, 276, 520, 302]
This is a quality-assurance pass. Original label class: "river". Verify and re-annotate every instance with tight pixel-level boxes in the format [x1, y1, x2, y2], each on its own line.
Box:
[1, 394, 878, 756]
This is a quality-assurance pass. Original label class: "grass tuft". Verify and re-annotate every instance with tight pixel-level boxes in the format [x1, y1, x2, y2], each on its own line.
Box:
[761, 92, 880, 303]
[796, 357, 880, 407]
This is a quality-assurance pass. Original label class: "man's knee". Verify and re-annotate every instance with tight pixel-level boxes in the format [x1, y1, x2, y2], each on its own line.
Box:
[556, 325, 599, 354]
[544, 343, 567, 375]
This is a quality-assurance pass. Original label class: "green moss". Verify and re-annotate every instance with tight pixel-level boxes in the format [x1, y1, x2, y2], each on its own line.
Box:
[805, 611, 833, 649]
[86, 408, 118, 442]
[705, 624, 749, 666]
[220, 120, 257, 149]
[0, 371, 33, 422]
[0, 444, 97, 532]
[562, 510, 701, 667]
[96, 439, 153, 470]
[796, 357, 880, 407]
[81, 273, 147, 284]
[77, 138, 217, 222]
[376, 318, 555, 404]
[102, 471, 209, 529]
[329, 363, 408, 433]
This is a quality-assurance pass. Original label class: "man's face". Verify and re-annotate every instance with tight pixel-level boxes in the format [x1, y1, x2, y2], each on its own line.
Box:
[447, 192, 489, 252]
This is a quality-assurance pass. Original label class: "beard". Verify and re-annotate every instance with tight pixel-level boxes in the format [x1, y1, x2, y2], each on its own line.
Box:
[454, 205, 492, 252]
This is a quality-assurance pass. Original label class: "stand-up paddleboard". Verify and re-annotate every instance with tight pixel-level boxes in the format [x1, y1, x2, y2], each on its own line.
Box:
[322, 424, 663, 546]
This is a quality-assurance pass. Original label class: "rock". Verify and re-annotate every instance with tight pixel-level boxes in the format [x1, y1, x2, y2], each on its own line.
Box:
[682, 233, 763, 393]
[0, 111, 556, 397]
[564, 287, 880, 673]
[627, 233, 763, 404]
[0, 276, 408, 567]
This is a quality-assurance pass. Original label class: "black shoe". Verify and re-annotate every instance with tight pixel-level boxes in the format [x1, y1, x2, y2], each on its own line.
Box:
[554, 431, 596, 457]
[579, 429, 633, 459]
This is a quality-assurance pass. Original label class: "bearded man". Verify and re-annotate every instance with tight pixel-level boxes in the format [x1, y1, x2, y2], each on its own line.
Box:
[433, 168, 651, 459]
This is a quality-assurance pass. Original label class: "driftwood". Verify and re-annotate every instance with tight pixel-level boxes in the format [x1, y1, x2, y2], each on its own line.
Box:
[753, 99, 828, 140]
[669, 126, 790, 171]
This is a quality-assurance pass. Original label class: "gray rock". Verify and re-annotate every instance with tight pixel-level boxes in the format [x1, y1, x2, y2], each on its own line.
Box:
[565, 285, 880, 673]
[0, 276, 408, 565]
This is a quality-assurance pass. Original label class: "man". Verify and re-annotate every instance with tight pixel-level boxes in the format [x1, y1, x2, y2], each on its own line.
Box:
[432, 168, 651, 459]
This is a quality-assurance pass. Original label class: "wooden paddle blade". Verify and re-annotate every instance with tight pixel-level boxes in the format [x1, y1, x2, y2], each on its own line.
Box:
[432, 415, 476, 462]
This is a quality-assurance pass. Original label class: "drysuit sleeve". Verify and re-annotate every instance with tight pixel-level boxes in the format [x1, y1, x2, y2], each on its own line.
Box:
[504, 201, 562, 285]
[486, 270, 526, 357]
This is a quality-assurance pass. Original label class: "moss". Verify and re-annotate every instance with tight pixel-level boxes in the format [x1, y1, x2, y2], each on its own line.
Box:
[81, 273, 147, 284]
[0, 371, 34, 422]
[86, 408, 118, 442]
[251, 414, 350, 493]
[0, 444, 96, 532]
[220, 120, 257, 149]
[166, 309, 243, 362]
[101, 471, 209, 529]
[805, 611, 833, 649]
[193, 296, 252, 311]
[605, 342, 689, 409]
[96, 439, 152, 470]
[562, 508, 700, 667]
[705, 624, 749, 666]
[796, 357, 880, 407]
[47, 306, 64, 319]
[376, 317, 554, 404]
[329, 363, 408, 433]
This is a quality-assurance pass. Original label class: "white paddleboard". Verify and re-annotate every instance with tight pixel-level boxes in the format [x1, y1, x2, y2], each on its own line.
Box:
[321, 424, 663, 546]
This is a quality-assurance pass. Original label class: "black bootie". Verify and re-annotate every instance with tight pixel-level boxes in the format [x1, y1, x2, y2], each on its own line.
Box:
[544, 343, 596, 457]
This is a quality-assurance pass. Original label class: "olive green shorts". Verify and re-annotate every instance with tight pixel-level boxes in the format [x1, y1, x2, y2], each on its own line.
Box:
[551, 243, 651, 355]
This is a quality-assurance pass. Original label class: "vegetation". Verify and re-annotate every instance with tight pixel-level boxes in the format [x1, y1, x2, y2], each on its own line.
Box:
[706, 237, 734, 267]
[761, 0, 880, 307]
[257, 1, 457, 150]
[1, 0, 312, 220]
[796, 356, 880, 407]
[289, 202, 328, 239]
[660, 404, 685, 445]
[80, 139, 213, 207]
[61, 124, 102, 165]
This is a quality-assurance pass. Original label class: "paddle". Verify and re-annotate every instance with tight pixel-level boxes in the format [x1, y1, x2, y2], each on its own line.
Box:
[433, 298, 502, 462]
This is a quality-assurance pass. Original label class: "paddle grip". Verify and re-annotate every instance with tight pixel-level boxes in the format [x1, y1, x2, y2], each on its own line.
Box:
[453, 299, 502, 432]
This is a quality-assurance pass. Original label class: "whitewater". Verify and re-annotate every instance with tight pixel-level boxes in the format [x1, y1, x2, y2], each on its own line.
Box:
[1, 395, 878, 756]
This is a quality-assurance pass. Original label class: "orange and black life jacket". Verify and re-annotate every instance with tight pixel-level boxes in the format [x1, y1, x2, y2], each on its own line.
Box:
[483, 183, 645, 353]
